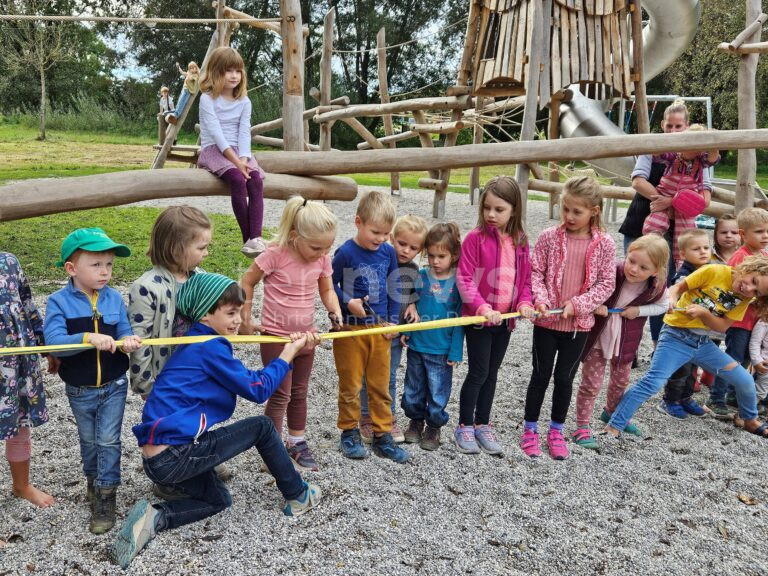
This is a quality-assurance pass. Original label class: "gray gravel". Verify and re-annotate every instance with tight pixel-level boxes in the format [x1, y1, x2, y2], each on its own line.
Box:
[2, 187, 767, 576]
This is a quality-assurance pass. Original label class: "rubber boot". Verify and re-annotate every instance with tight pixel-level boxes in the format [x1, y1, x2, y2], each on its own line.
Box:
[86, 476, 96, 504]
[90, 486, 117, 535]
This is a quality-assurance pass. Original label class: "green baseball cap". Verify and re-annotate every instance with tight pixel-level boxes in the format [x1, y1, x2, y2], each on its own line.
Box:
[56, 227, 131, 267]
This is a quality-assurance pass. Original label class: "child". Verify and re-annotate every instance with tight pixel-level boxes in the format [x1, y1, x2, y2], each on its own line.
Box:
[359, 214, 428, 444]
[708, 207, 768, 417]
[455, 176, 534, 456]
[605, 256, 768, 440]
[401, 223, 464, 451]
[240, 196, 342, 471]
[332, 190, 408, 463]
[44, 228, 142, 534]
[110, 273, 321, 569]
[657, 229, 713, 420]
[197, 46, 266, 258]
[159, 86, 174, 115]
[1, 252, 54, 508]
[573, 235, 669, 449]
[642, 124, 720, 268]
[748, 319, 768, 415]
[521, 176, 616, 460]
[712, 214, 740, 263]
[128, 206, 212, 398]
[165, 60, 200, 125]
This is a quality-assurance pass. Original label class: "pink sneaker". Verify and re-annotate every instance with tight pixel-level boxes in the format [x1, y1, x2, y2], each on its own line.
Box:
[519, 428, 542, 458]
[547, 429, 570, 460]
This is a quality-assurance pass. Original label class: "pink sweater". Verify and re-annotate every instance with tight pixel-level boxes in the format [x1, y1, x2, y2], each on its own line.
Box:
[531, 225, 616, 331]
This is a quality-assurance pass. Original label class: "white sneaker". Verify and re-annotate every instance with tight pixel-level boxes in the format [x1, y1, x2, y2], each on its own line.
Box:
[241, 237, 266, 258]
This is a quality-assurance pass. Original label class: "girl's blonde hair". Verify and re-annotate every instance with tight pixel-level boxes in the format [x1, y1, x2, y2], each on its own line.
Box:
[627, 235, 670, 289]
[477, 175, 527, 246]
[148, 206, 212, 273]
[561, 176, 604, 231]
[425, 222, 462, 266]
[664, 98, 690, 123]
[199, 47, 247, 99]
[736, 255, 768, 320]
[392, 214, 428, 244]
[713, 213, 737, 255]
[272, 196, 337, 247]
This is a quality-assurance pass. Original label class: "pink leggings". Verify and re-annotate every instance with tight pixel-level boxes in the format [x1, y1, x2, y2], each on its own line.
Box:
[575, 348, 633, 427]
[5, 427, 31, 462]
[260, 341, 316, 436]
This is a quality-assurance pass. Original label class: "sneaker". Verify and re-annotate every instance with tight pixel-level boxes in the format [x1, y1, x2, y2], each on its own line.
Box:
[371, 433, 410, 463]
[454, 424, 480, 454]
[680, 396, 708, 417]
[86, 476, 95, 504]
[599, 409, 612, 425]
[214, 463, 234, 482]
[519, 428, 542, 458]
[420, 425, 441, 451]
[282, 481, 322, 517]
[391, 418, 405, 443]
[546, 429, 570, 460]
[758, 400, 768, 417]
[241, 237, 267, 258]
[287, 440, 320, 471]
[359, 416, 373, 444]
[404, 418, 425, 443]
[339, 429, 368, 459]
[474, 424, 504, 456]
[706, 400, 733, 420]
[657, 400, 689, 419]
[151, 483, 187, 501]
[110, 499, 158, 569]
[572, 426, 599, 450]
[726, 394, 739, 408]
[623, 421, 644, 437]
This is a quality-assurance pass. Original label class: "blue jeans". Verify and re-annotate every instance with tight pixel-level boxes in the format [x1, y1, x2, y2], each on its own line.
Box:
[173, 88, 191, 117]
[143, 416, 304, 531]
[710, 327, 750, 404]
[401, 348, 453, 428]
[65, 375, 128, 488]
[610, 326, 758, 431]
[360, 339, 401, 418]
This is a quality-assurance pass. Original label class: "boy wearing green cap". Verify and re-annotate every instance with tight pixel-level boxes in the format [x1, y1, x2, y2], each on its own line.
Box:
[111, 273, 321, 569]
[44, 227, 142, 535]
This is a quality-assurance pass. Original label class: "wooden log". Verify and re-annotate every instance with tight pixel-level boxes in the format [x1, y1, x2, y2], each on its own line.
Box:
[320, 8, 335, 151]
[253, 134, 323, 151]
[539, 0, 552, 98]
[723, 12, 768, 50]
[630, 0, 649, 133]
[411, 121, 466, 135]
[576, 0, 588, 82]
[552, 4, 562, 92]
[252, 105, 344, 135]
[446, 86, 472, 96]
[357, 130, 418, 150]
[312, 96, 471, 123]
[157, 114, 166, 145]
[418, 178, 447, 191]
[469, 96, 486, 205]
[0, 170, 357, 222]
[459, 0, 481, 86]
[345, 117, 385, 149]
[720, 40, 768, 54]
[736, 0, 761, 213]
[560, 5, 571, 87]
[280, 0, 304, 152]
[253, 129, 768, 176]
[377, 27, 400, 194]
[165, 153, 199, 164]
[216, 0, 226, 47]
[548, 95, 561, 219]
[215, 2, 309, 36]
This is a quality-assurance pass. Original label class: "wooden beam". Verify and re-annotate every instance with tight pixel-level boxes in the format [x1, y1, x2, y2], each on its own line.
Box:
[0, 170, 357, 222]
[469, 96, 486, 205]
[253, 129, 768, 176]
[319, 8, 335, 151]
[313, 96, 471, 123]
[253, 135, 323, 151]
[377, 27, 400, 194]
[548, 95, 561, 219]
[721, 12, 768, 50]
[411, 121, 466, 134]
[631, 0, 649, 134]
[215, 3, 309, 36]
[720, 40, 768, 54]
[418, 178, 447, 191]
[357, 130, 418, 150]
[280, 0, 304, 151]
[252, 105, 344, 135]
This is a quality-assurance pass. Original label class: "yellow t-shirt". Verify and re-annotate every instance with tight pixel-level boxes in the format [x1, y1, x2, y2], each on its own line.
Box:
[664, 264, 752, 330]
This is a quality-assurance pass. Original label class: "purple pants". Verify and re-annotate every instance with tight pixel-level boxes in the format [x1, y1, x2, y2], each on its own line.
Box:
[221, 168, 264, 243]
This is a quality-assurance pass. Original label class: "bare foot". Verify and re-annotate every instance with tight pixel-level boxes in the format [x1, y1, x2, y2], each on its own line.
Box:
[12, 484, 54, 508]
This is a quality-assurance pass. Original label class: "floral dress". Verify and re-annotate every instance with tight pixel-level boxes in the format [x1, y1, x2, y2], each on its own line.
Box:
[0, 252, 48, 439]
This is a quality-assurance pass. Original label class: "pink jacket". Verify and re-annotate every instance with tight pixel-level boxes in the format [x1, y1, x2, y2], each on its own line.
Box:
[456, 225, 533, 331]
[531, 225, 616, 331]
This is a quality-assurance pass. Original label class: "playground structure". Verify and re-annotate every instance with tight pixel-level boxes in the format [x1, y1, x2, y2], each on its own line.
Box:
[1, 1, 768, 223]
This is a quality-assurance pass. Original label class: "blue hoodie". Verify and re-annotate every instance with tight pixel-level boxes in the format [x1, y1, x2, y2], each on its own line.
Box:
[132, 322, 290, 446]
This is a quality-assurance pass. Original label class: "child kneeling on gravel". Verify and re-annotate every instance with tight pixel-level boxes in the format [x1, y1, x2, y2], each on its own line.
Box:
[111, 273, 321, 569]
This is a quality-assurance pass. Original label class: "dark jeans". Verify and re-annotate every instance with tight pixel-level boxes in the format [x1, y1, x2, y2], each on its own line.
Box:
[143, 416, 304, 531]
[710, 327, 750, 404]
[401, 348, 453, 428]
[663, 362, 697, 403]
[524, 326, 588, 424]
[221, 167, 264, 243]
[458, 325, 511, 426]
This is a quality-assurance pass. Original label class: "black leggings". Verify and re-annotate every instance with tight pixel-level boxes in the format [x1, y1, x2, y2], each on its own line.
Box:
[663, 362, 697, 403]
[458, 325, 511, 426]
[524, 326, 588, 424]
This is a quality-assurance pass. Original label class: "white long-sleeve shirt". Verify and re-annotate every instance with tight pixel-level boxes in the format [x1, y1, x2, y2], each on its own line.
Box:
[750, 320, 768, 365]
[198, 92, 252, 158]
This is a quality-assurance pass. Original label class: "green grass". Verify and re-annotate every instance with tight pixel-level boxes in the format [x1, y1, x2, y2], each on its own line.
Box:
[0, 207, 258, 290]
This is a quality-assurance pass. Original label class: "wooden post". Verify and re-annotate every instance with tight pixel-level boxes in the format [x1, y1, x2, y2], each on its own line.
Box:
[157, 113, 167, 145]
[216, 0, 227, 47]
[548, 95, 561, 219]
[469, 96, 485, 205]
[377, 27, 400, 195]
[280, 0, 304, 152]
[319, 8, 335, 151]
[736, 0, 761, 213]
[630, 0, 649, 134]
[514, 0, 544, 219]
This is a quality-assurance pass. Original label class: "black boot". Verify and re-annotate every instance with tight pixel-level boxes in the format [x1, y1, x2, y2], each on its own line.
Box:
[86, 476, 96, 503]
[90, 486, 117, 535]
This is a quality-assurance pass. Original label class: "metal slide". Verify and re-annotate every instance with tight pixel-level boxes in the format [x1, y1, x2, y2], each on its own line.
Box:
[558, 0, 702, 184]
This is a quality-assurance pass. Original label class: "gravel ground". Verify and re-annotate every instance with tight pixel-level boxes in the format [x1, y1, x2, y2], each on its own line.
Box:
[2, 187, 767, 576]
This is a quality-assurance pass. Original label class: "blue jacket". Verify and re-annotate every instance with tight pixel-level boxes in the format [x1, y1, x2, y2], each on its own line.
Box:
[132, 323, 291, 446]
[407, 269, 464, 362]
[44, 280, 133, 387]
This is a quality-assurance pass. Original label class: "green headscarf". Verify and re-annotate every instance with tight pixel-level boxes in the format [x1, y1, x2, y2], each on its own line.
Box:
[177, 273, 236, 322]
